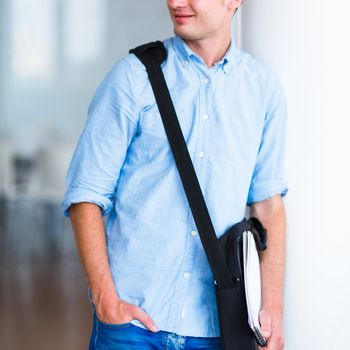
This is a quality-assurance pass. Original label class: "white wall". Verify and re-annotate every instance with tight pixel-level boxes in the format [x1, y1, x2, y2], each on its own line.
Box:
[241, 1, 350, 349]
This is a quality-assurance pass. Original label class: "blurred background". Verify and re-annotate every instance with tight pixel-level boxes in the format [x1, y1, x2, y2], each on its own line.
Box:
[1, 0, 349, 349]
[0, 0, 175, 349]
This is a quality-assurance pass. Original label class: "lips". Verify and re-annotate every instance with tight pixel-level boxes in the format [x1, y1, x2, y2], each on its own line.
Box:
[173, 14, 195, 24]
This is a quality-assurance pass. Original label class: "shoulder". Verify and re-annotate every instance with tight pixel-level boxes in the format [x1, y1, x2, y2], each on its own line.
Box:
[237, 48, 286, 107]
[102, 37, 173, 87]
[239, 48, 284, 89]
[100, 55, 139, 90]
[123, 36, 174, 71]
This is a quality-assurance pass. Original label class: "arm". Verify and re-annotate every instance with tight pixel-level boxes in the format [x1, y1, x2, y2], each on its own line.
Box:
[251, 194, 286, 350]
[69, 202, 158, 332]
[246, 68, 288, 350]
[62, 57, 158, 331]
[69, 202, 119, 317]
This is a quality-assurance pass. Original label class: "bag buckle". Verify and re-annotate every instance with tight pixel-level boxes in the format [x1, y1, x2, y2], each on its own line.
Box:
[213, 276, 240, 288]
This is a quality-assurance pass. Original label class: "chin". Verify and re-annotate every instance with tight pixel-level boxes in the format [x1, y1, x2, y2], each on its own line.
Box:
[173, 27, 200, 41]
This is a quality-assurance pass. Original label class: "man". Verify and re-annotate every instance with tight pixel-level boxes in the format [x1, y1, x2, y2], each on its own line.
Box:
[62, 0, 288, 349]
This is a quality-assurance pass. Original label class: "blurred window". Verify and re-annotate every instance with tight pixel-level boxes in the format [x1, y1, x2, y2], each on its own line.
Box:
[11, 0, 56, 79]
[63, 0, 106, 65]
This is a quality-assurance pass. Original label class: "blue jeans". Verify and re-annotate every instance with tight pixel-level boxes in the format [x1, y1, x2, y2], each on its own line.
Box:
[88, 312, 222, 350]
[87, 291, 222, 349]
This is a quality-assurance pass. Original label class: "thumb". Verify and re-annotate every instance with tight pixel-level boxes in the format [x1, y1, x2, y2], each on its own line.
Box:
[259, 309, 272, 338]
[131, 305, 159, 332]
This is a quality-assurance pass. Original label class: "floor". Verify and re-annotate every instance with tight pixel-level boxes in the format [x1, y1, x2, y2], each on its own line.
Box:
[0, 196, 93, 350]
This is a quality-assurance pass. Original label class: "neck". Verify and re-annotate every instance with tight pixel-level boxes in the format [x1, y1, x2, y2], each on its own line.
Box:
[183, 32, 232, 68]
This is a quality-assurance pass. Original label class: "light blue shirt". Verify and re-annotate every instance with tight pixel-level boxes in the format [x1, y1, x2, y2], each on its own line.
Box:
[62, 35, 288, 337]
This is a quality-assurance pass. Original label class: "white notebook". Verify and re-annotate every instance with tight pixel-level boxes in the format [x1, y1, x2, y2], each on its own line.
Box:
[242, 230, 267, 344]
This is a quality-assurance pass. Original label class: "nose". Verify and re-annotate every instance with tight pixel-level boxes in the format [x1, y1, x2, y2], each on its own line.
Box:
[168, 0, 188, 9]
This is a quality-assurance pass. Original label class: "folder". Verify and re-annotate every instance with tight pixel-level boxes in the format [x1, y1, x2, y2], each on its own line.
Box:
[243, 230, 267, 346]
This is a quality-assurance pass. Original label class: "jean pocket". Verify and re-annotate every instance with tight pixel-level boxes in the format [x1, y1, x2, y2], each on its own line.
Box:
[87, 287, 133, 328]
[95, 312, 133, 329]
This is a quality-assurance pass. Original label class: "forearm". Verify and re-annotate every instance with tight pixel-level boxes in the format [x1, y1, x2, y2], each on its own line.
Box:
[251, 195, 286, 312]
[69, 202, 119, 300]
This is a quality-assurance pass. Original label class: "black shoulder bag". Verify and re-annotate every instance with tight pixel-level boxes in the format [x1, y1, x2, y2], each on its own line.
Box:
[130, 41, 268, 350]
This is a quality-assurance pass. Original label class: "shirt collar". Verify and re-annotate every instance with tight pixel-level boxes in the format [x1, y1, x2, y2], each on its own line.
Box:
[171, 34, 238, 74]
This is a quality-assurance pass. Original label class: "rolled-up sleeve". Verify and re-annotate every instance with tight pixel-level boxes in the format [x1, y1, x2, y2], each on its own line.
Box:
[247, 71, 289, 205]
[62, 57, 139, 217]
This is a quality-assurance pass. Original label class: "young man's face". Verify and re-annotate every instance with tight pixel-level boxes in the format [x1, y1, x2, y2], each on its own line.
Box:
[167, 0, 241, 41]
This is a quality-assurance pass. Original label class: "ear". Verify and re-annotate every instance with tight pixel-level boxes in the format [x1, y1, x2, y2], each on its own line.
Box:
[227, 0, 244, 11]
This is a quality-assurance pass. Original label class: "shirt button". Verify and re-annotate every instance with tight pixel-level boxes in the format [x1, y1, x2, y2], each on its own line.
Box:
[198, 152, 205, 158]
[202, 114, 209, 120]
[203, 78, 209, 84]
[183, 272, 190, 279]
[190, 230, 197, 237]
[185, 60, 190, 64]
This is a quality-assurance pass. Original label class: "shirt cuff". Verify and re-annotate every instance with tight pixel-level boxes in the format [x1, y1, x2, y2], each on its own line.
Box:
[61, 187, 114, 217]
[247, 180, 288, 206]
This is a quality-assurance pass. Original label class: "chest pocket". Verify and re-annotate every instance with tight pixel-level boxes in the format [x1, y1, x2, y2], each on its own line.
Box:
[138, 108, 173, 164]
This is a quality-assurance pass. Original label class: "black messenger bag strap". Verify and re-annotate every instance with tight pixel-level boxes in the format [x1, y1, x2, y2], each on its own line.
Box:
[129, 41, 263, 350]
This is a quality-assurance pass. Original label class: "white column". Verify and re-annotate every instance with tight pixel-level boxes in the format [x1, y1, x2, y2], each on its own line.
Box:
[241, 2, 350, 350]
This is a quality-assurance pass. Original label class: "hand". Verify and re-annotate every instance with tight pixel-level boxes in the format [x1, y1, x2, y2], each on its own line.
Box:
[92, 290, 159, 332]
[258, 307, 285, 350]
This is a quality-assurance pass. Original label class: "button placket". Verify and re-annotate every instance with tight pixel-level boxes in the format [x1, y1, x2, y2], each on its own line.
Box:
[166, 69, 211, 330]
[197, 75, 210, 162]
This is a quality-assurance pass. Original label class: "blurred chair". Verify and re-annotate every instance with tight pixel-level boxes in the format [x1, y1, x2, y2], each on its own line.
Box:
[0, 138, 16, 198]
[32, 141, 75, 203]
[31, 141, 76, 255]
